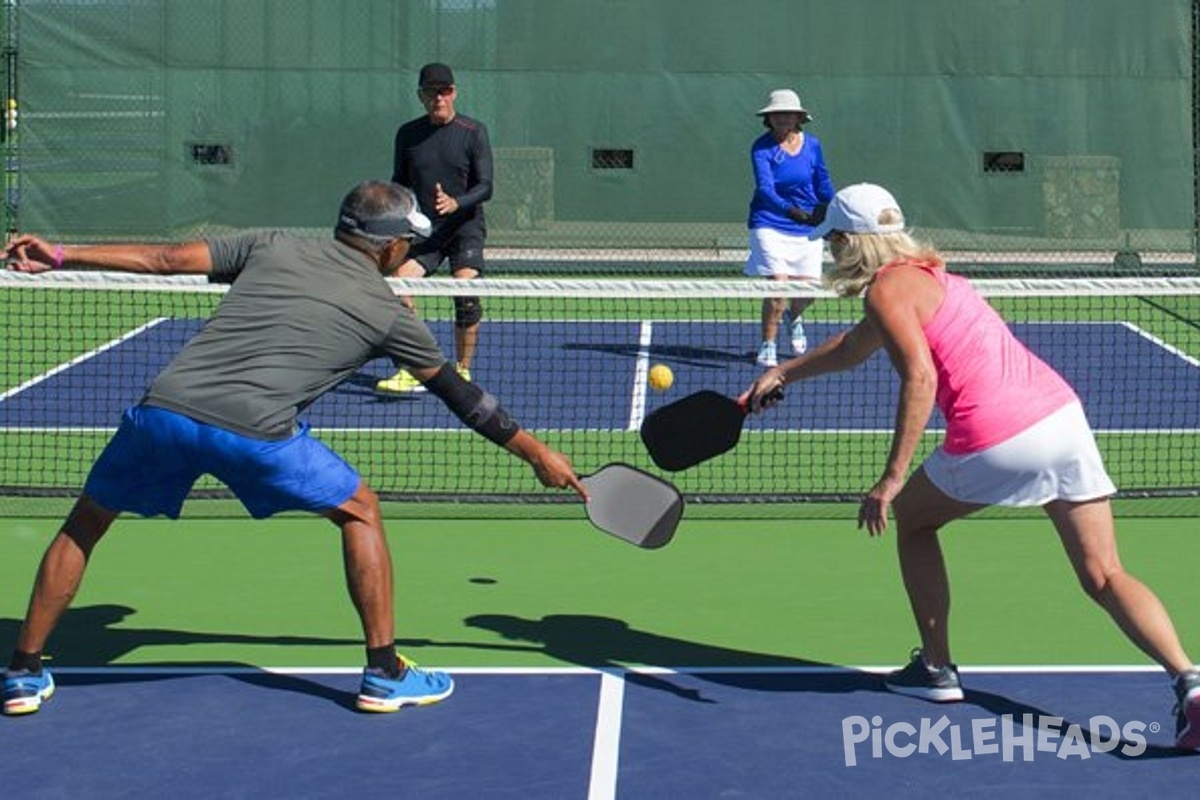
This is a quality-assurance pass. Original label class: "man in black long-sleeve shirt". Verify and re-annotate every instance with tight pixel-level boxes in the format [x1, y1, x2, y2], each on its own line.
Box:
[377, 62, 494, 394]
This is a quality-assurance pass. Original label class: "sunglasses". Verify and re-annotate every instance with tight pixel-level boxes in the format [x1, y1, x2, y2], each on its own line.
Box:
[419, 85, 454, 98]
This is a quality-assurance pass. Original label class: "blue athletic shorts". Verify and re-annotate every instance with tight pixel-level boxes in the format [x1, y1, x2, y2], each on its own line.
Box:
[84, 405, 361, 519]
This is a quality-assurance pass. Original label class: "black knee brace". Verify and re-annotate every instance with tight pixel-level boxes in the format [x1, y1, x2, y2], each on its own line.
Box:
[454, 296, 483, 328]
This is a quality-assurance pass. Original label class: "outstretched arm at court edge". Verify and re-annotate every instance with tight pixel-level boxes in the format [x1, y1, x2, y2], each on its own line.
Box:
[741, 318, 883, 412]
[503, 430, 589, 500]
[4, 234, 212, 276]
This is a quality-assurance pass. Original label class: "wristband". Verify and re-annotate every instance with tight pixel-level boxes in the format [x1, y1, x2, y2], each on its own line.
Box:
[51, 244, 64, 269]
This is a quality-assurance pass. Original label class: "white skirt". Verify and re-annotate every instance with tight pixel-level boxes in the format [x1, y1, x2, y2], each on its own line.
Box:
[744, 227, 825, 280]
[922, 401, 1116, 507]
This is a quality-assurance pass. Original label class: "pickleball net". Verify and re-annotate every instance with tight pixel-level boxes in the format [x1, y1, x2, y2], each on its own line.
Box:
[2, 270, 1198, 515]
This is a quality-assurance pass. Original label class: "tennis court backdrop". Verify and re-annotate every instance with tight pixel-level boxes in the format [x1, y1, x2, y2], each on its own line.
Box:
[0, 0, 1198, 262]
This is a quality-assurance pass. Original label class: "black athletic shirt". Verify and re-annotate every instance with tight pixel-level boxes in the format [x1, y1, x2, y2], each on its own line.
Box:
[392, 114, 493, 231]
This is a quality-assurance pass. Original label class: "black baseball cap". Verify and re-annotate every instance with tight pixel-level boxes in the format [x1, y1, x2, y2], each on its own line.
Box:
[418, 63, 454, 88]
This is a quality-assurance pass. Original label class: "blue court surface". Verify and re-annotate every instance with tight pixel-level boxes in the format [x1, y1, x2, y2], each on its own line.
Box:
[3, 319, 1199, 432]
[6, 667, 1196, 798]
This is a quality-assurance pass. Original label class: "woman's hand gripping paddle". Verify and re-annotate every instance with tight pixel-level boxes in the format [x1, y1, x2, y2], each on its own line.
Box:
[640, 389, 783, 472]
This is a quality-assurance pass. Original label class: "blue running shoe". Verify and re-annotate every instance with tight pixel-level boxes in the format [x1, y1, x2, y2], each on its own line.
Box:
[3, 668, 55, 716]
[781, 308, 807, 355]
[356, 655, 454, 713]
[789, 316, 808, 355]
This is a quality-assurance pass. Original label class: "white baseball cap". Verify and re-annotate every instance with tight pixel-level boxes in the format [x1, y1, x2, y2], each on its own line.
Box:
[808, 183, 905, 239]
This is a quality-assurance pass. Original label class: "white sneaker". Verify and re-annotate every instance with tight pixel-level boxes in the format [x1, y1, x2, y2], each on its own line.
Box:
[790, 317, 808, 355]
[756, 341, 777, 367]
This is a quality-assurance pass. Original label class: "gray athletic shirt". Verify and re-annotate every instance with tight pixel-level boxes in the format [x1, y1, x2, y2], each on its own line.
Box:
[142, 230, 446, 440]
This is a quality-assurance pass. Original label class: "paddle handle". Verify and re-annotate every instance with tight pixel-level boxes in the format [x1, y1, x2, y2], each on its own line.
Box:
[739, 386, 785, 414]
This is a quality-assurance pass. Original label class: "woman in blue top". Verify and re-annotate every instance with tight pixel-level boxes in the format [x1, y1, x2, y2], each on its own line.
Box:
[745, 89, 835, 366]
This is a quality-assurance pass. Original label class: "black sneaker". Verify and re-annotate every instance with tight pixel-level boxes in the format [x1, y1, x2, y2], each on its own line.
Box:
[1174, 669, 1200, 750]
[884, 648, 964, 702]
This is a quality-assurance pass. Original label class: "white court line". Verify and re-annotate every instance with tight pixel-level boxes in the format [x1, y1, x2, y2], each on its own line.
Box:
[0, 318, 169, 403]
[587, 670, 626, 800]
[1120, 320, 1200, 368]
[42, 664, 1167, 676]
[626, 320, 654, 431]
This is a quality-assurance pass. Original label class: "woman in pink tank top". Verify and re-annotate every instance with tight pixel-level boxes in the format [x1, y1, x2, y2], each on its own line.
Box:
[740, 183, 1199, 748]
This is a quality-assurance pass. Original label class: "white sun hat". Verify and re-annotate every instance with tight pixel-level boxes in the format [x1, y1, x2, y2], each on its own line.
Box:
[756, 89, 813, 121]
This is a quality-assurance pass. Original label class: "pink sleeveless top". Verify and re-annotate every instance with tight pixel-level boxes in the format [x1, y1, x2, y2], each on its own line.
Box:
[884, 260, 1078, 455]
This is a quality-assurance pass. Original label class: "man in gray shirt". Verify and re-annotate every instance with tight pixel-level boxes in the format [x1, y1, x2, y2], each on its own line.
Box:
[2, 180, 585, 716]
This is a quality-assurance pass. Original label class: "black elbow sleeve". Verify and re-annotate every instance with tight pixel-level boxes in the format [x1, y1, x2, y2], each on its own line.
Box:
[423, 363, 520, 445]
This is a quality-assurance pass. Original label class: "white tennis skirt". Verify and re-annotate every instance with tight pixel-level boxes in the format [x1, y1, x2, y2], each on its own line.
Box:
[922, 401, 1117, 507]
[744, 227, 825, 280]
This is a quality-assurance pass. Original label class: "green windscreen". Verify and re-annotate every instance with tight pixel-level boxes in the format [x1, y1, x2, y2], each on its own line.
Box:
[1, 0, 1196, 265]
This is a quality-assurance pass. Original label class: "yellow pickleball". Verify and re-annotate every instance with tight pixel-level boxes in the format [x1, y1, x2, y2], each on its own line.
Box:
[648, 364, 674, 391]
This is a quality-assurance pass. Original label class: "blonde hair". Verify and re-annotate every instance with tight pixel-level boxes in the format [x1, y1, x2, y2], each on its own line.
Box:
[823, 209, 942, 296]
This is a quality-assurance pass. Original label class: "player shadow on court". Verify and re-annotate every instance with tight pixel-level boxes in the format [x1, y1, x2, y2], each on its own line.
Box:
[562, 342, 753, 370]
[963, 687, 1191, 760]
[0, 604, 365, 710]
[398, 612, 883, 705]
[400, 614, 1191, 757]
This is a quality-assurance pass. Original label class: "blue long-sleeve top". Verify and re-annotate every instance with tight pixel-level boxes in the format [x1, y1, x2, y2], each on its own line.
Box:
[746, 131, 835, 234]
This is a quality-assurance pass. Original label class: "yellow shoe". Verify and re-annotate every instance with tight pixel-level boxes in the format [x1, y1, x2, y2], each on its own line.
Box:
[375, 370, 425, 394]
[456, 364, 471, 382]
